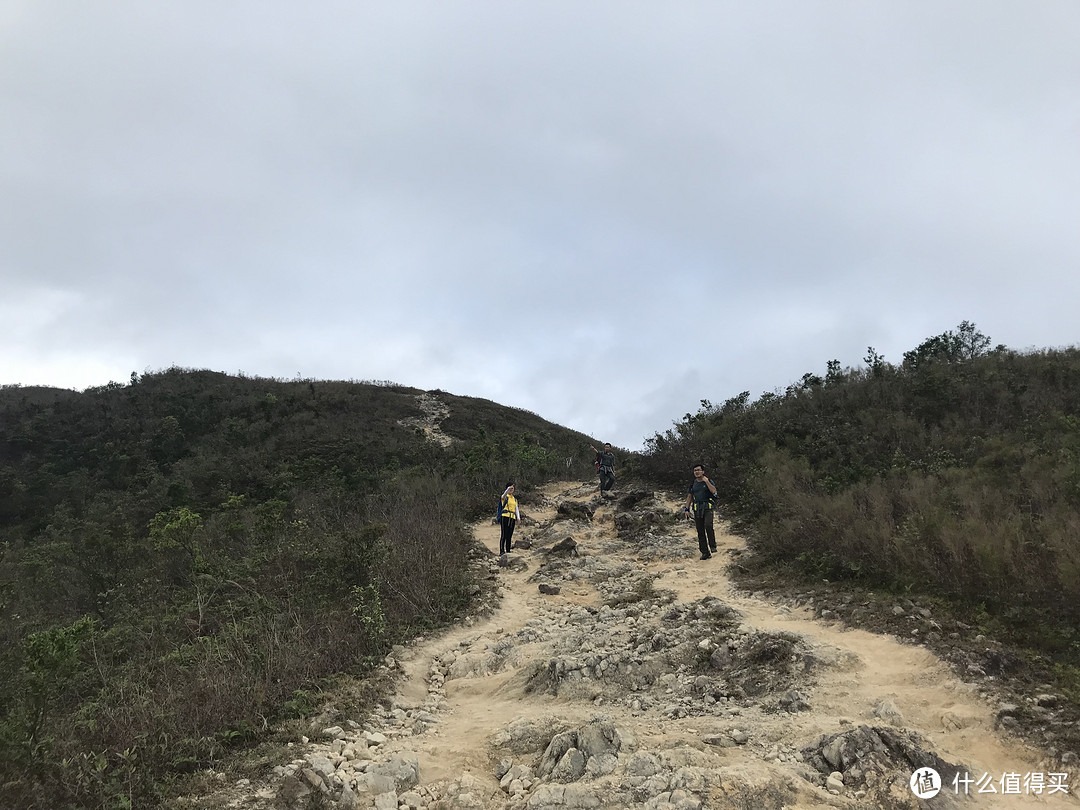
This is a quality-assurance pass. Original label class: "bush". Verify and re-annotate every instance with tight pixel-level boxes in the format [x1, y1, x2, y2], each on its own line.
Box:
[639, 325, 1080, 661]
[0, 371, 596, 808]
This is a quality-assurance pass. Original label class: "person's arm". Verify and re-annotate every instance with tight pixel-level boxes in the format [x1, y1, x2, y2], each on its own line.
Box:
[704, 476, 717, 496]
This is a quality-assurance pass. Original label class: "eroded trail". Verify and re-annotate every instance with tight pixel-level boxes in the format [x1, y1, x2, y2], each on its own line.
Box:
[234, 482, 1078, 810]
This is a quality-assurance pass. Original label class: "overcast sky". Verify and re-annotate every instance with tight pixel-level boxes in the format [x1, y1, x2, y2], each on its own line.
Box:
[3, 2, 1078, 449]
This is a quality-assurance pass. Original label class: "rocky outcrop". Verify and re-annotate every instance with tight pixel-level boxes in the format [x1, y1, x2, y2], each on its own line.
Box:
[545, 537, 579, 556]
[556, 502, 594, 522]
[802, 724, 965, 800]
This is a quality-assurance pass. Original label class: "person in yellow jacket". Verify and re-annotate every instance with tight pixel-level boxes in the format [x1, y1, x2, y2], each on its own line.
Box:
[499, 483, 520, 555]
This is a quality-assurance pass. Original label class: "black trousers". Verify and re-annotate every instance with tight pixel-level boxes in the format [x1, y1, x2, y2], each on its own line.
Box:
[599, 470, 615, 492]
[500, 516, 516, 554]
[694, 506, 716, 555]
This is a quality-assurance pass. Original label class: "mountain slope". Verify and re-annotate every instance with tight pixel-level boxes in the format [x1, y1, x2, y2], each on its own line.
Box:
[192, 482, 1076, 810]
[0, 369, 600, 810]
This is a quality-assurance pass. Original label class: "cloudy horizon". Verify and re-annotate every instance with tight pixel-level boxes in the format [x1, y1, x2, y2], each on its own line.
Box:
[3, 2, 1078, 449]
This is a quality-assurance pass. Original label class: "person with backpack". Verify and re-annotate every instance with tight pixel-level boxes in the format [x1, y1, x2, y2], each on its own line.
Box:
[591, 443, 616, 497]
[499, 483, 520, 555]
[684, 463, 718, 560]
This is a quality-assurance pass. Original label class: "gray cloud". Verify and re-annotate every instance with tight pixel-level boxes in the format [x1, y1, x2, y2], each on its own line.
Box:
[3, 1, 1078, 447]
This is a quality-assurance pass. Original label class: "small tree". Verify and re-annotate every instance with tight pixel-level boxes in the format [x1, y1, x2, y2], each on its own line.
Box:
[864, 347, 887, 378]
[904, 320, 992, 369]
[148, 507, 204, 568]
[954, 319, 991, 361]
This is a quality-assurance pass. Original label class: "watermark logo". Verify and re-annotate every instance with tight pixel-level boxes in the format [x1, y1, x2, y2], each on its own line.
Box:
[910, 768, 942, 798]
[911, 768, 1071, 797]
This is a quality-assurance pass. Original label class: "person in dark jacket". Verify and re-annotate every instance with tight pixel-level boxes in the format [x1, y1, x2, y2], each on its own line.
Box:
[684, 463, 718, 560]
[590, 443, 616, 497]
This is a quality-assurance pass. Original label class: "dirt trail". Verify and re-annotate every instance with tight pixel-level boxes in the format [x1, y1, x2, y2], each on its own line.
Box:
[642, 527, 1012, 790]
[230, 481, 1078, 810]
[408, 482, 1075, 808]
[639, 509, 1064, 808]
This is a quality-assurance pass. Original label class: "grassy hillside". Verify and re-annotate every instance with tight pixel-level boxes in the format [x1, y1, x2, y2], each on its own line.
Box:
[0, 369, 598, 809]
[639, 323, 1080, 671]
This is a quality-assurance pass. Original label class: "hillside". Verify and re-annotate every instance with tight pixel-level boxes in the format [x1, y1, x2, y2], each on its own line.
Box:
[4, 326, 1080, 809]
[638, 324, 1080, 752]
[0, 369, 599, 810]
[183, 483, 1076, 810]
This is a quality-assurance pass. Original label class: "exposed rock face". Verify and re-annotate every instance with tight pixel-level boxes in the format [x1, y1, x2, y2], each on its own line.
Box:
[802, 724, 965, 802]
[532, 719, 624, 785]
[546, 537, 579, 556]
[615, 490, 654, 512]
[556, 502, 594, 522]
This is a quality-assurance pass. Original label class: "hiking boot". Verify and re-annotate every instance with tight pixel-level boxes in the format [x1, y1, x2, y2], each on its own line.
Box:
[700, 553, 712, 560]
[709, 544, 717, 553]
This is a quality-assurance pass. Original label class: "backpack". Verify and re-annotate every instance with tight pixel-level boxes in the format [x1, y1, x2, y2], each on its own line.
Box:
[691, 481, 720, 511]
[495, 491, 512, 523]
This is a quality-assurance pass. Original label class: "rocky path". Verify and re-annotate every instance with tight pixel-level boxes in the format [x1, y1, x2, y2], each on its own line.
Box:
[202, 481, 1078, 810]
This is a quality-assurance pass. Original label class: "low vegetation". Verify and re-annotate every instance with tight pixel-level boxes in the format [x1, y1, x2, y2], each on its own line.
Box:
[639, 322, 1080, 669]
[0, 369, 597, 809]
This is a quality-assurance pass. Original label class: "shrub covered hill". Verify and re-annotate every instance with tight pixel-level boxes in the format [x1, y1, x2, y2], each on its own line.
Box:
[0, 369, 598, 809]
[640, 321, 1080, 698]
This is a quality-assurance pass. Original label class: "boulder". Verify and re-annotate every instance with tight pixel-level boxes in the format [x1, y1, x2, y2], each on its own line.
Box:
[615, 490, 653, 512]
[371, 753, 419, 791]
[779, 690, 812, 713]
[802, 725, 963, 789]
[872, 698, 904, 726]
[623, 751, 661, 778]
[577, 719, 621, 760]
[355, 772, 397, 796]
[538, 731, 579, 777]
[584, 752, 618, 777]
[500, 764, 534, 790]
[547, 536, 579, 556]
[557, 502, 594, 522]
[492, 716, 573, 754]
[551, 748, 586, 783]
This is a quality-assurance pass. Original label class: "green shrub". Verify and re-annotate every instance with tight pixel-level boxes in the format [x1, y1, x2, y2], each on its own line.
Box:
[640, 325, 1080, 663]
[0, 371, 596, 808]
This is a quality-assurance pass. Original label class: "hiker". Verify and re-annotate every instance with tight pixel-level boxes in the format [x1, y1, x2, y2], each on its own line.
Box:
[591, 443, 616, 497]
[684, 463, 718, 560]
[499, 483, 520, 555]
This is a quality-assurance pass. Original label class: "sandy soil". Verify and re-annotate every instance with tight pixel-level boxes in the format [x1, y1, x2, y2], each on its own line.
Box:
[381, 480, 1077, 809]
[194, 480, 1078, 810]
